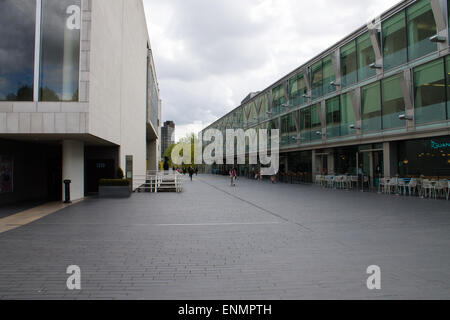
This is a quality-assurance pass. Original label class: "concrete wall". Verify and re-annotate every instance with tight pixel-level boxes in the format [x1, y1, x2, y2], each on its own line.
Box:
[0, 102, 88, 135]
[89, 0, 149, 188]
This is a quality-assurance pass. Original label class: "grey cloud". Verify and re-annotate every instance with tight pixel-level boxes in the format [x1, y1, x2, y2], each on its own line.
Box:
[144, 0, 398, 128]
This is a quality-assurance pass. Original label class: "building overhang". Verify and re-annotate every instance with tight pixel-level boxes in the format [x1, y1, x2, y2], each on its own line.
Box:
[0, 134, 119, 146]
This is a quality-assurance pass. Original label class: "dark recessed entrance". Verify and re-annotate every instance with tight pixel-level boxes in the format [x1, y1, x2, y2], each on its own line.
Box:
[85, 146, 119, 195]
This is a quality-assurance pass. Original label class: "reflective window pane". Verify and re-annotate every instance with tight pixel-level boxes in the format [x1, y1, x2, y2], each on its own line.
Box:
[311, 103, 322, 141]
[414, 59, 446, 124]
[272, 84, 286, 116]
[257, 93, 269, 122]
[246, 101, 256, 126]
[281, 112, 297, 146]
[341, 41, 357, 87]
[40, 0, 81, 101]
[382, 11, 407, 70]
[300, 107, 311, 143]
[326, 96, 340, 139]
[311, 61, 323, 99]
[289, 73, 307, 107]
[381, 74, 405, 129]
[362, 82, 382, 132]
[0, 0, 35, 101]
[357, 33, 376, 81]
[407, 0, 437, 61]
[322, 55, 336, 95]
[340, 92, 356, 136]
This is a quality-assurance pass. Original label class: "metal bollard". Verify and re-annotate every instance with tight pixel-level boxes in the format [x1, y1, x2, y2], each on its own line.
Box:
[64, 180, 72, 204]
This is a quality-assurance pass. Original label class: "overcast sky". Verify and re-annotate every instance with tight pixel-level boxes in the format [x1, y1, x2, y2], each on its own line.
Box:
[143, 0, 399, 141]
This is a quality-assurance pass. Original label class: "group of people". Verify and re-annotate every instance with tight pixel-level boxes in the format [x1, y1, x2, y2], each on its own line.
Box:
[163, 157, 199, 181]
[174, 167, 198, 181]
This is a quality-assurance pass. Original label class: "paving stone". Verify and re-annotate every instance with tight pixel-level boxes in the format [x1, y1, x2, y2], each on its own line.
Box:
[0, 175, 449, 299]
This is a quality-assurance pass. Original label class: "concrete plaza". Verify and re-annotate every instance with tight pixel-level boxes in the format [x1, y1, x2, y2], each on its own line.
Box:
[0, 175, 449, 300]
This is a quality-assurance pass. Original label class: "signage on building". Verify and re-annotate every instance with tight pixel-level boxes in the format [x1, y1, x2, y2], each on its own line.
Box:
[431, 140, 450, 150]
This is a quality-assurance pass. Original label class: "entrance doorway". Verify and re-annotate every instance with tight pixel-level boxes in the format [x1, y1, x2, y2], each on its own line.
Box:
[86, 159, 115, 194]
[315, 154, 328, 175]
[357, 147, 384, 189]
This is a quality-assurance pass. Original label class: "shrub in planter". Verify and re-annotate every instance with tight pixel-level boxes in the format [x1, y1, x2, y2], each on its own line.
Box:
[116, 167, 125, 179]
[99, 179, 131, 198]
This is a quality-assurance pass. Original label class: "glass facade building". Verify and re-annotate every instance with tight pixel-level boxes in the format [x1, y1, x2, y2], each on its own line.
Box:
[203, 0, 450, 180]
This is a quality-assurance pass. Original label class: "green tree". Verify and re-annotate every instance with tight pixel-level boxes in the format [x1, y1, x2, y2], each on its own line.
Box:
[165, 133, 199, 170]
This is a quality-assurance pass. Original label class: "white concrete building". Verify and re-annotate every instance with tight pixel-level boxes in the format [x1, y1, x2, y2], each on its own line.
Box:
[0, 0, 161, 204]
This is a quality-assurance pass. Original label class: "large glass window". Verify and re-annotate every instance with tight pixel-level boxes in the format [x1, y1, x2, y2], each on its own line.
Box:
[257, 93, 270, 122]
[311, 103, 322, 141]
[357, 33, 376, 81]
[248, 101, 258, 126]
[289, 73, 307, 107]
[40, 0, 81, 101]
[281, 112, 297, 146]
[407, 0, 437, 61]
[340, 92, 356, 136]
[341, 41, 357, 87]
[334, 147, 358, 175]
[243, 103, 251, 127]
[382, 11, 407, 70]
[362, 82, 382, 132]
[272, 84, 286, 116]
[323, 55, 336, 96]
[326, 97, 340, 139]
[381, 74, 405, 129]
[311, 61, 323, 99]
[300, 107, 311, 143]
[414, 59, 446, 124]
[0, 0, 36, 101]
[397, 136, 450, 177]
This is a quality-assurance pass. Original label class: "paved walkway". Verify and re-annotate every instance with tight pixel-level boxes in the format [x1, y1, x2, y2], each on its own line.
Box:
[0, 202, 79, 234]
[0, 175, 449, 300]
[0, 201, 46, 219]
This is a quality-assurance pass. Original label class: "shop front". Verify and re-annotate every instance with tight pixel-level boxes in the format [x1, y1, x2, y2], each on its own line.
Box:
[283, 151, 312, 183]
[332, 144, 383, 188]
[397, 135, 450, 178]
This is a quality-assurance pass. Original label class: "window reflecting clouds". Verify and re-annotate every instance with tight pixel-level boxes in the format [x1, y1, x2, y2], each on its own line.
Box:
[40, 0, 81, 102]
[0, 0, 36, 101]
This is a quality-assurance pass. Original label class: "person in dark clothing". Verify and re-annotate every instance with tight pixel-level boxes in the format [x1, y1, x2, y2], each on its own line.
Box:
[188, 167, 194, 181]
[195, 167, 199, 176]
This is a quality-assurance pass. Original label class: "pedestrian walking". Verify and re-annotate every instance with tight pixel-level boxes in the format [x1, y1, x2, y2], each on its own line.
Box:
[229, 168, 237, 187]
[270, 168, 278, 184]
[188, 167, 194, 181]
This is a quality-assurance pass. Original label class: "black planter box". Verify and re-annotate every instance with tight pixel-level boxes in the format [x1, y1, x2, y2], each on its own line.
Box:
[99, 186, 131, 198]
